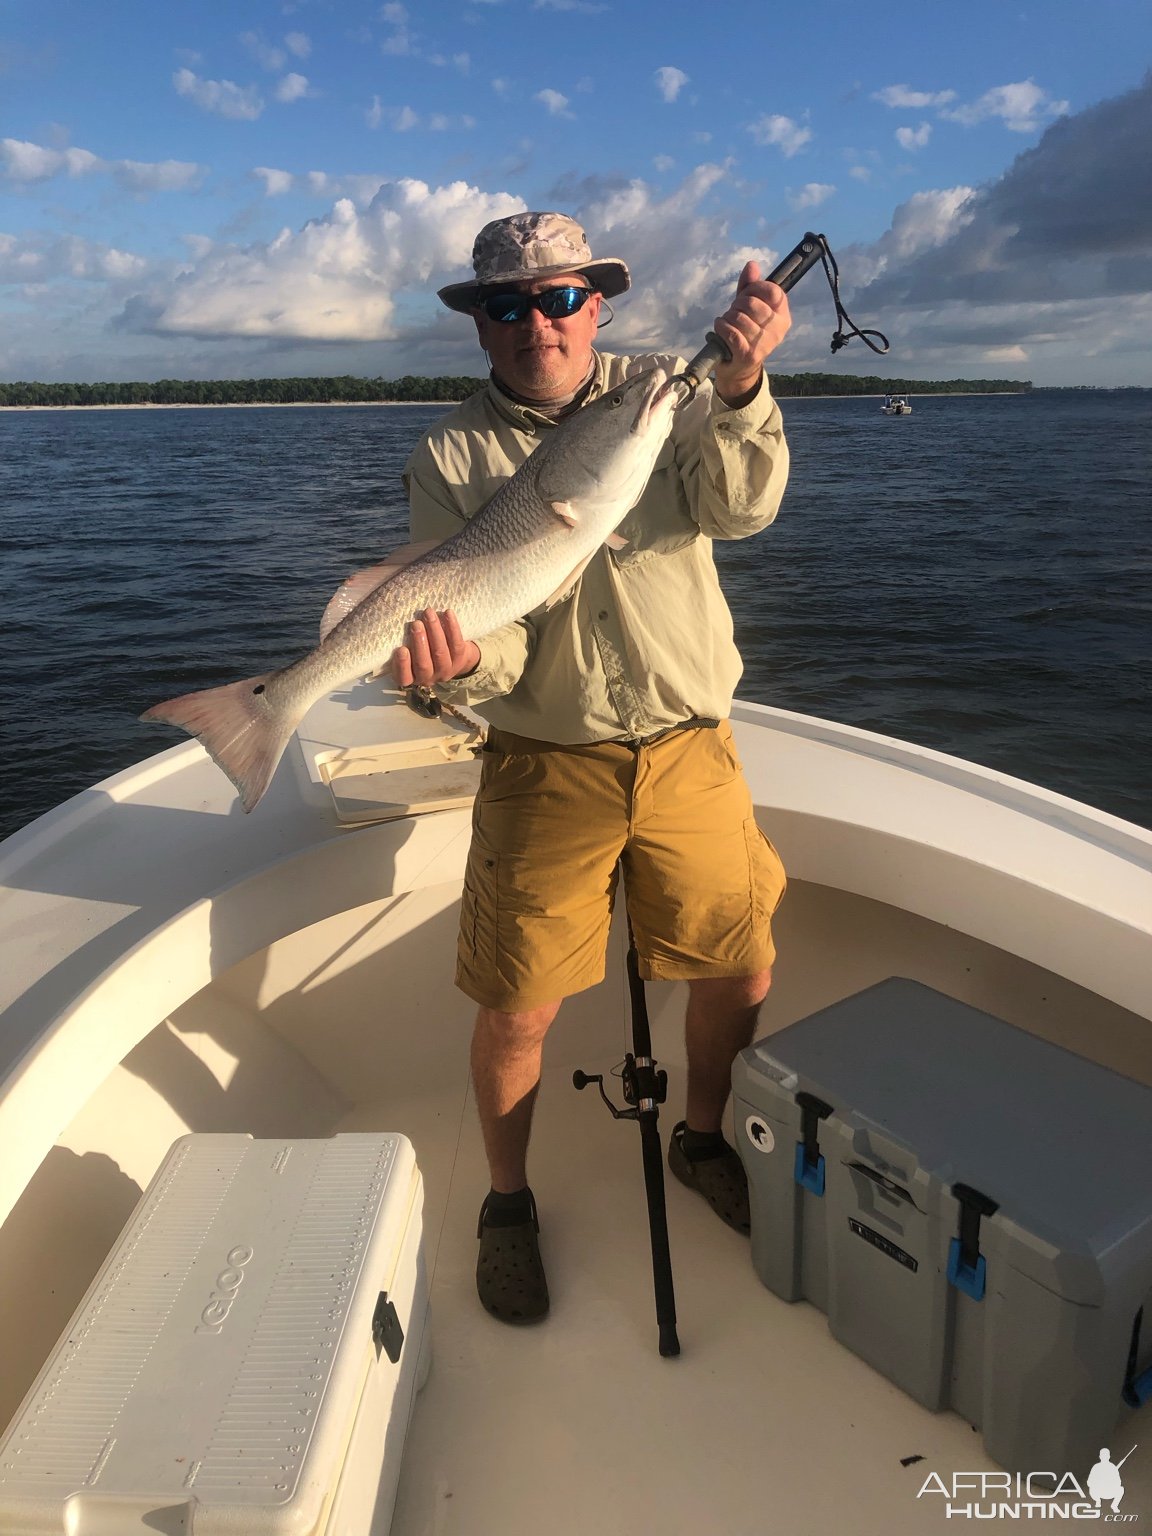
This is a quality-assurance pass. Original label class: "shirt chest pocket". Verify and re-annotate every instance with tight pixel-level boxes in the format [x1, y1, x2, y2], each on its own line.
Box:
[610, 441, 698, 565]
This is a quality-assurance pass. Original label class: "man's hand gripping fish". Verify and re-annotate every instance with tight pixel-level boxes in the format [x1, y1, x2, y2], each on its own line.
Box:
[141, 367, 679, 813]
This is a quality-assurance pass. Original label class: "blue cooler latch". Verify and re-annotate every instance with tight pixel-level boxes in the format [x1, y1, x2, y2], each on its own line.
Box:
[948, 1183, 999, 1300]
[794, 1092, 834, 1196]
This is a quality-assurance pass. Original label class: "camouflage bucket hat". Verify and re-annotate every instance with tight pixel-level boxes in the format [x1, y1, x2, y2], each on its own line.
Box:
[437, 211, 631, 313]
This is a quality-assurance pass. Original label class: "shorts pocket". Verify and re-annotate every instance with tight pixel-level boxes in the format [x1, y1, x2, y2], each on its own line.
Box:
[460, 845, 500, 965]
[744, 818, 787, 929]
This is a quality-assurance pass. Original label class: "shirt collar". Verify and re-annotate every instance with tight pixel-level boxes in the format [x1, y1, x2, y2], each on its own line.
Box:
[486, 350, 608, 430]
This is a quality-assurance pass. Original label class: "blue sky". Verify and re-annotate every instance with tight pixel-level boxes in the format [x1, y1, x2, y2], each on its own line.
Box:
[2, 0, 1151, 385]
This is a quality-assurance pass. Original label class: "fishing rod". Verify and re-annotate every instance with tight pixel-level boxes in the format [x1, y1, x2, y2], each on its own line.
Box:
[570, 234, 885, 1358]
[574, 900, 680, 1357]
[671, 230, 889, 399]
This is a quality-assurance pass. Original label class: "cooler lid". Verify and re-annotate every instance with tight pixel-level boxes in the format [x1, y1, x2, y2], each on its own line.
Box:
[0, 1132, 419, 1535]
[739, 979, 1152, 1297]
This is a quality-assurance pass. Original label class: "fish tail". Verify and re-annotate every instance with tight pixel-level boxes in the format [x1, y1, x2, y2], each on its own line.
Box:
[141, 672, 303, 813]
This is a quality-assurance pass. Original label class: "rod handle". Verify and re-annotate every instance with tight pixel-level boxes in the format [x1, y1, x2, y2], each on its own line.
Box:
[677, 233, 826, 393]
[766, 231, 825, 293]
[676, 331, 731, 394]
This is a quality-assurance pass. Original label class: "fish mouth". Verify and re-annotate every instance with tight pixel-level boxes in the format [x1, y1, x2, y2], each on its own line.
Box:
[633, 369, 679, 433]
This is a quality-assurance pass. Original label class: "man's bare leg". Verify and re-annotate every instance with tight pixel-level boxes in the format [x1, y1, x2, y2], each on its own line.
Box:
[683, 970, 772, 1133]
[668, 970, 772, 1235]
[471, 1002, 562, 1323]
[471, 1002, 562, 1191]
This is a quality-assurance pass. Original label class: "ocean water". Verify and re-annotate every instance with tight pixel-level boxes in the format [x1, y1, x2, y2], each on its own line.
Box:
[1, 390, 1149, 843]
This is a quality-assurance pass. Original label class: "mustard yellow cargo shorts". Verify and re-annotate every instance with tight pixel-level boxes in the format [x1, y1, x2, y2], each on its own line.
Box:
[456, 720, 787, 1011]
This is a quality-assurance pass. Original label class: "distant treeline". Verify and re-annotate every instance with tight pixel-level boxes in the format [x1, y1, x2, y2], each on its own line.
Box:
[0, 372, 1032, 408]
[772, 373, 1031, 396]
[0, 375, 484, 407]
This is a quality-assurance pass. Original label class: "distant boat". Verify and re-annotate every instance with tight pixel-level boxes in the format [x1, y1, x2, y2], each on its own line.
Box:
[881, 393, 912, 415]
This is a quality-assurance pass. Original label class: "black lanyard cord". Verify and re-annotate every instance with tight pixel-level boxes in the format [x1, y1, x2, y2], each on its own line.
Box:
[673, 229, 890, 398]
[817, 235, 890, 355]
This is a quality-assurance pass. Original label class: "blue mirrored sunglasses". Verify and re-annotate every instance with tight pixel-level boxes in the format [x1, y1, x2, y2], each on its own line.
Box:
[479, 285, 595, 324]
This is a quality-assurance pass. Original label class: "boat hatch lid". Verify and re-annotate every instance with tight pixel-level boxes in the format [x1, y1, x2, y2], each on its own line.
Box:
[295, 687, 483, 823]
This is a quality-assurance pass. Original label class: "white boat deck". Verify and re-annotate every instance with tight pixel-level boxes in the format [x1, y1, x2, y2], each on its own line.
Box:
[4, 691, 1152, 1528]
[361, 1055, 1152, 1533]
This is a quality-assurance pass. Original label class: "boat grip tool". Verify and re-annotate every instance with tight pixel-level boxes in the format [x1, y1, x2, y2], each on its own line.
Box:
[674, 232, 827, 395]
[672, 230, 888, 398]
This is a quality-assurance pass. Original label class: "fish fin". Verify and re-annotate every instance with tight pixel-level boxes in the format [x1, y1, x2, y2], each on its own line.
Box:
[319, 539, 442, 642]
[141, 673, 304, 814]
[549, 501, 580, 528]
[542, 551, 596, 609]
[604, 532, 629, 550]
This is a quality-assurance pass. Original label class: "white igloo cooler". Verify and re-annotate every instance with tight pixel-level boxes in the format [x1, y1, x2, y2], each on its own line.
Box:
[0, 1132, 430, 1535]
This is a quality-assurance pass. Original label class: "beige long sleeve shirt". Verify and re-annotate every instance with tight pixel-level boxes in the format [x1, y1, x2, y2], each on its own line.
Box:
[401, 348, 789, 744]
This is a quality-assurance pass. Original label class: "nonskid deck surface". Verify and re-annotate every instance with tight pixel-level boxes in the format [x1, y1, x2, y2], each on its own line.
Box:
[349, 1061, 1151, 1536]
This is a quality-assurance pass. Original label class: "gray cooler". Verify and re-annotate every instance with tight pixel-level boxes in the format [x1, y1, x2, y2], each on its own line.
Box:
[732, 978, 1152, 1473]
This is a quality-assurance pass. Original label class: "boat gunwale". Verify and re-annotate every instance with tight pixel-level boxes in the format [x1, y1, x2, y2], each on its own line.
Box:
[2, 697, 1150, 1233]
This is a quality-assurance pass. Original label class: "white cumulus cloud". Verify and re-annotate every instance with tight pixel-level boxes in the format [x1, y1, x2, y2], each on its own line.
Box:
[557, 163, 784, 357]
[275, 72, 311, 103]
[381, 3, 414, 56]
[1, 137, 201, 191]
[654, 67, 688, 103]
[254, 167, 296, 196]
[0, 232, 148, 284]
[114, 159, 203, 193]
[941, 80, 1068, 133]
[174, 68, 264, 120]
[874, 84, 957, 109]
[896, 122, 932, 151]
[381, 106, 472, 133]
[1, 139, 101, 180]
[789, 182, 835, 210]
[747, 114, 811, 157]
[884, 186, 977, 260]
[251, 167, 396, 203]
[132, 178, 525, 341]
[535, 89, 573, 117]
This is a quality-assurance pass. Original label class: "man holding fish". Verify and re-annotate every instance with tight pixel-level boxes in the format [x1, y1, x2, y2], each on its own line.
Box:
[396, 212, 792, 1325]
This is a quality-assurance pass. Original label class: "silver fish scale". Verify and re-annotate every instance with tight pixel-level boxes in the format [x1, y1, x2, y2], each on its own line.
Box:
[267, 369, 674, 712]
